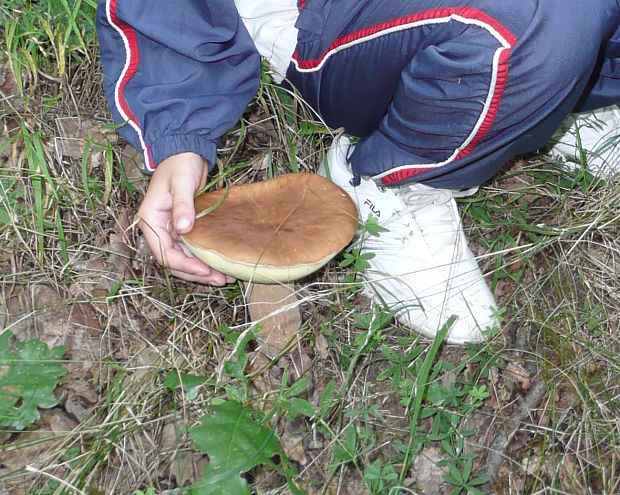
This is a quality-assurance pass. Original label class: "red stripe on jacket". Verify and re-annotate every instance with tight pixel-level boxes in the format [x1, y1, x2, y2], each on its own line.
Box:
[109, 0, 155, 170]
[292, 7, 517, 186]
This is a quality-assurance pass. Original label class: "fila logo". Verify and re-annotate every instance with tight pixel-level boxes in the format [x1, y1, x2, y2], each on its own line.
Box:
[363, 198, 380, 218]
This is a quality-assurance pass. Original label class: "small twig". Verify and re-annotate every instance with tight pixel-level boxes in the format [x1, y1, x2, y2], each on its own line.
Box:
[483, 380, 547, 488]
[482, 322, 549, 489]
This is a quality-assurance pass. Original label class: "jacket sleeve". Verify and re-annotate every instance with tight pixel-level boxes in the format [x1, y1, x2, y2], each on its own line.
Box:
[96, 0, 261, 172]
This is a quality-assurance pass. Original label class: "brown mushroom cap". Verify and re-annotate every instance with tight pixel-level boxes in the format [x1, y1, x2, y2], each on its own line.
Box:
[181, 173, 358, 283]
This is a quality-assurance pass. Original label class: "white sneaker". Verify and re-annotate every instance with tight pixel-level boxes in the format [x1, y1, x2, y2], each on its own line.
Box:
[548, 105, 620, 177]
[320, 136, 498, 344]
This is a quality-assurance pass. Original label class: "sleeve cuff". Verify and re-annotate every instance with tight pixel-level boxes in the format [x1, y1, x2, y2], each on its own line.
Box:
[146, 134, 218, 173]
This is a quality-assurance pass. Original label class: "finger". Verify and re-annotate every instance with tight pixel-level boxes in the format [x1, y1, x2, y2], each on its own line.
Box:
[138, 218, 204, 275]
[172, 230, 236, 284]
[159, 245, 215, 277]
[168, 267, 230, 286]
[138, 216, 175, 266]
[163, 248, 230, 285]
[179, 242, 197, 258]
[140, 218, 235, 286]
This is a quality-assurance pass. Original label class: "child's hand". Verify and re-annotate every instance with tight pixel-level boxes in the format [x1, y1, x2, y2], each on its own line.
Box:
[136, 152, 235, 285]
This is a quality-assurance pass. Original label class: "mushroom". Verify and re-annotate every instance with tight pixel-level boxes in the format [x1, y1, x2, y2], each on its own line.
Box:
[181, 172, 358, 375]
[181, 172, 358, 284]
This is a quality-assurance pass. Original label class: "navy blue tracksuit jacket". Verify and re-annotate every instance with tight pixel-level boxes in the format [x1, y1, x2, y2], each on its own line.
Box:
[97, 0, 620, 189]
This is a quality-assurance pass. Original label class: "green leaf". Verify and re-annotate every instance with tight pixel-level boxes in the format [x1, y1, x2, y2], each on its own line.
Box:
[192, 465, 249, 495]
[287, 397, 316, 418]
[468, 476, 488, 486]
[331, 424, 358, 476]
[284, 378, 308, 399]
[319, 380, 335, 417]
[445, 462, 464, 485]
[443, 473, 461, 486]
[419, 407, 437, 420]
[163, 371, 213, 401]
[441, 440, 456, 457]
[0, 177, 24, 226]
[0, 332, 66, 430]
[380, 345, 401, 362]
[426, 382, 446, 404]
[362, 215, 389, 236]
[460, 428, 476, 437]
[298, 120, 321, 135]
[463, 458, 473, 482]
[376, 364, 396, 382]
[0, 206, 10, 225]
[339, 252, 356, 268]
[355, 252, 375, 271]
[363, 459, 382, 481]
[190, 401, 280, 495]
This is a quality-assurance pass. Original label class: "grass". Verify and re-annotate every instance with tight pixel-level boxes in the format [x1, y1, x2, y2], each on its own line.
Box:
[0, 2, 619, 494]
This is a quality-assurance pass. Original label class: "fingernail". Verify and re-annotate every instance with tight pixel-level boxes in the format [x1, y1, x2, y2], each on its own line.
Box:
[176, 217, 191, 231]
[180, 244, 195, 258]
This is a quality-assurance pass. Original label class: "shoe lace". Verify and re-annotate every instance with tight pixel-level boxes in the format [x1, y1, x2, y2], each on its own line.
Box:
[358, 185, 478, 249]
[400, 185, 478, 210]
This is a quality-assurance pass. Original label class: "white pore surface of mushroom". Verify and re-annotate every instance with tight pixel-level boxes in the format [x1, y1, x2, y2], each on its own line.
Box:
[181, 173, 359, 284]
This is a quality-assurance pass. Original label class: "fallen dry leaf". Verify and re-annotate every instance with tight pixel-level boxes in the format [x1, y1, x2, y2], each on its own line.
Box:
[171, 452, 203, 487]
[0, 63, 19, 99]
[290, 347, 312, 381]
[505, 361, 532, 391]
[49, 411, 78, 433]
[281, 432, 308, 465]
[54, 116, 117, 162]
[314, 331, 329, 360]
[247, 351, 284, 398]
[63, 394, 92, 423]
[0, 421, 61, 473]
[411, 446, 449, 495]
[120, 144, 148, 193]
[250, 153, 270, 172]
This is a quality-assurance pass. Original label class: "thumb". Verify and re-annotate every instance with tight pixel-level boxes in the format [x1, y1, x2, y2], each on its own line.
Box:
[171, 165, 206, 234]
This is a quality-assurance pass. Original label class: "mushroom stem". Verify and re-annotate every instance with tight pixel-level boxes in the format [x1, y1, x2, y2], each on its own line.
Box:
[245, 282, 302, 359]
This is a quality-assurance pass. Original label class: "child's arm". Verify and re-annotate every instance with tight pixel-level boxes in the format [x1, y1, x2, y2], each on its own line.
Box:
[96, 0, 261, 284]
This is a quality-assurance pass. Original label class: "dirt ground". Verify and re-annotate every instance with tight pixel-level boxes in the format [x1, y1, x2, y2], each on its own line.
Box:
[1, 55, 619, 495]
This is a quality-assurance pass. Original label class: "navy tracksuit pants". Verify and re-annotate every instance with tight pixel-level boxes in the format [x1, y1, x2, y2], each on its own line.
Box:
[287, 1, 620, 189]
